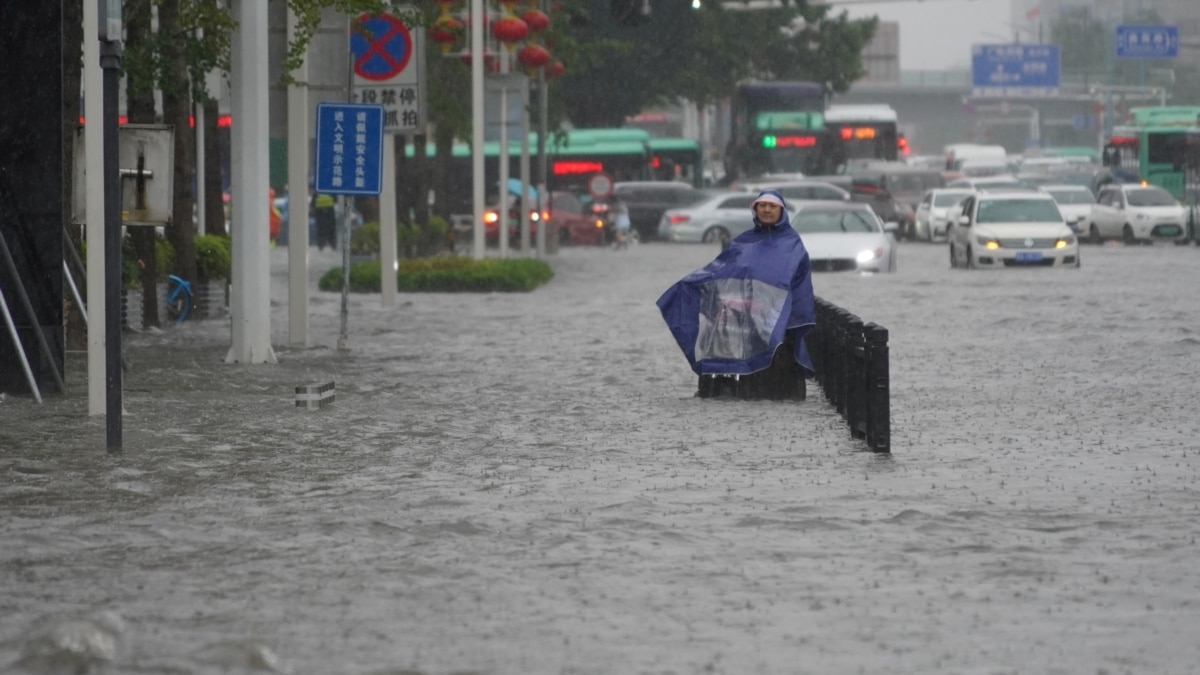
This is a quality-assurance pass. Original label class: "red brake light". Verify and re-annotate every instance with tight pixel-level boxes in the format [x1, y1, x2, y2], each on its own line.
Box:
[669, 214, 690, 225]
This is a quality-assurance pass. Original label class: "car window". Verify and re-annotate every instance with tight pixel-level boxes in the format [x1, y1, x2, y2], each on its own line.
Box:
[718, 195, 756, 210]
[976, 198, 1062, 224]
[551, 192, 583, 214]
[813, 186, 846, 200]
[1126, 187, 1177, 207]
[920, 193, 932, 207]
[793, 209, 880, 234]
[934, 191, 972, 207]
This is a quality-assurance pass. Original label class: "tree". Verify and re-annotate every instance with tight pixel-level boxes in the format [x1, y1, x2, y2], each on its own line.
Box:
[556, 0, 877, 127]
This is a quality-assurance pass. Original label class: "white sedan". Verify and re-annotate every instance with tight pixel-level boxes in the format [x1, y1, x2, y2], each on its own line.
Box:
[1086, 183, 1189, 244]
[791, 202, 899, 273]
[914, 188, 974, 242]
[947, 191, 1080, 269]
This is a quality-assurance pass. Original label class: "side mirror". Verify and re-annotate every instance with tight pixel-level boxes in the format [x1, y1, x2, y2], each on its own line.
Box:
[883, 221, 900, 233]
[957, 214, 971, 227]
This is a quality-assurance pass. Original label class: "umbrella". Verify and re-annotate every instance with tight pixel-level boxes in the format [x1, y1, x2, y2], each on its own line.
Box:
[499, 178, 537, 200]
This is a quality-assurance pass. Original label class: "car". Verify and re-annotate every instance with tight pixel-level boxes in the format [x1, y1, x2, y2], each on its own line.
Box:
[483, 202, 542, 246]
[737, 180, 851, 203]
[790, 201, 898, 273]
[848, 164, 945, 240]
[657, 191, 762, 244]
[913, 188, 974, 242]
[945, 174, 1024, 190]
[612, 181, 711, 242]
[1040, 184, 1096, 236]
[544, 191, 606, 246]
[1084, 183, 1190, 245]
[947, 191, 1079, 269]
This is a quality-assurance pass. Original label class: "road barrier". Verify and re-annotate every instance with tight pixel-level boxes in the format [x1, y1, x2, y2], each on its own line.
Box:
[806, 297, 891, 453]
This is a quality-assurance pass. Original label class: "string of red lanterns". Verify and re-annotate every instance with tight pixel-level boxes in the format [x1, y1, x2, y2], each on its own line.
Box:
[426, 0, 565, 78]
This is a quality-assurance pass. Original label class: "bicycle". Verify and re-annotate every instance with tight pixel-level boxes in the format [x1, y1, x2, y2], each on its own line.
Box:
[166, 274, 193, 323]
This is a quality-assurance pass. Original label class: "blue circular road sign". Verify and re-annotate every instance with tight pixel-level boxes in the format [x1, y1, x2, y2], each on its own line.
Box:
[350, 14, 412, 82]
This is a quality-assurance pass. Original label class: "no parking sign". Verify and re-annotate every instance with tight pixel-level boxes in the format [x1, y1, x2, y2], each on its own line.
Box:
[350, 9, 425, 134]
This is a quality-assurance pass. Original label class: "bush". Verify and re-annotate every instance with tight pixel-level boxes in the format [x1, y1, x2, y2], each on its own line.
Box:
[195, 234, 232, 281]
[349, 220, 450, 258]
[351, 221, 380, 255]
[317, 255, 553, 293]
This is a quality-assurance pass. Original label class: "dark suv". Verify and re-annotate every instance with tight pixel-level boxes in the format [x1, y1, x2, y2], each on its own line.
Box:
[613, 181, 710, 242]
[849, 164, 945, 241]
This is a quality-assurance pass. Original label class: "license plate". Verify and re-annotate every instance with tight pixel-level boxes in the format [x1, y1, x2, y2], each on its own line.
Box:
[1155, 225, 1181, 237]
[1014, 251, 1043, 263]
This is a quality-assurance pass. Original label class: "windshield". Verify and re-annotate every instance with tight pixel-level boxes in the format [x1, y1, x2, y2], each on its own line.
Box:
[976, 198, 1063, 224]
[1045, 190, 1095, 205]
[793, 209, 880, 234]
[887, 174, 941, 194]
[1126, 187, 1178, 207]
[933, 192, 972, 207]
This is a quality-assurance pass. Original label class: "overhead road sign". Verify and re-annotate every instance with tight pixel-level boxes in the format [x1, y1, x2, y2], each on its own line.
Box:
[971, 44, 1060, 98]
[314, 103, 385, 196]
[1116, 25, 1178, 60]
[350, 10, 425, 134]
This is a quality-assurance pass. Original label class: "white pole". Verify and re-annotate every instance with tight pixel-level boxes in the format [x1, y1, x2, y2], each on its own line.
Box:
[226, 0, 277, 364]
[498, 74, 509, 259]
[286, 7, 310, 346]
[471, 0, 485, 260]
[520, 78, 531, 254]
[83, 0, 106, 415]
[380, 137, 398, 307]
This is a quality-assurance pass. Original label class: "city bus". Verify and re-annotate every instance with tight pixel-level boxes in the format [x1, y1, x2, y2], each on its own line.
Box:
[725, 81, 830, 181]
[647, 137, 703, 187]
[823, 104, 901, 167]
[1103, 106, 1200, 199]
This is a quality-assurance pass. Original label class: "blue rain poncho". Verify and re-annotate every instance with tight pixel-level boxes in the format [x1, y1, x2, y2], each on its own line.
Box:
[657, 190, 816, 376]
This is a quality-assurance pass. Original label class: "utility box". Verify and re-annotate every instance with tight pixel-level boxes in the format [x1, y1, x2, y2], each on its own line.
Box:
[73, 124, 175, 226]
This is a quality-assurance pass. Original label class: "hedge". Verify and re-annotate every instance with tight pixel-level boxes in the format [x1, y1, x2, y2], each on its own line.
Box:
[318, 255, 553, 293]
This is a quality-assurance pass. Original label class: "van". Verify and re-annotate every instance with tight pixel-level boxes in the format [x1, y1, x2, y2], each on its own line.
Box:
[944, 143, 1007, 172]
[849, 163, 946, 240]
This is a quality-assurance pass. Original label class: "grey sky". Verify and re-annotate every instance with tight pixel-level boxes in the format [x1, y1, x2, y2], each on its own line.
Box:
[844, 0, 1019, 71]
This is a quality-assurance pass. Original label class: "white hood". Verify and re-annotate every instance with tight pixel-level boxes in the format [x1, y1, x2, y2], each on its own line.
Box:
[973, 222, 1074, 240]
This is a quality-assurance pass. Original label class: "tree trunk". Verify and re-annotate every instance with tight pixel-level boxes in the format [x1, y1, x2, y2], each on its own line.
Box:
[203, 98, 226, 237]
[158, 0, 197, 285]
[124, 0, 160, 329]
[62, 0, 85, 348]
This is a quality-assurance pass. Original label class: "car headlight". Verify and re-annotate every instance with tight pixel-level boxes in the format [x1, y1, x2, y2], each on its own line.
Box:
[1055, 236, 1076, 248]
[1136, 213, 1148, 221]
[975, 236, 1000, 250]
[856, 247, 883, 263]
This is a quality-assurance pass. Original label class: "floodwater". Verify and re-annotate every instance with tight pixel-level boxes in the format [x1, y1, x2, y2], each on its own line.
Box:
[2, 239, 1200, 674]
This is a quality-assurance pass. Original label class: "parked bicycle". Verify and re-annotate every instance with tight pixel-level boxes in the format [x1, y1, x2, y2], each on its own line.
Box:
[166, 274, 192, 323]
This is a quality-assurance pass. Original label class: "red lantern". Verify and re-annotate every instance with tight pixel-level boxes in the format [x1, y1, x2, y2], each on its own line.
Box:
[517, 44, 550, 71]
[521, 9, 550, 33]
[429, 15, 464, 53]
[546, 60, 565, 79]
[491, 16, 529, 50]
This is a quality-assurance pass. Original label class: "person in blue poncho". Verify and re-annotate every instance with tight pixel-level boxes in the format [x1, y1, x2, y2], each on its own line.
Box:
[657, 189, 815, 400]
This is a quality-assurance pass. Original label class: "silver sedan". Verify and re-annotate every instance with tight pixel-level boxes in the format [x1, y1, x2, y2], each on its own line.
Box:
[657, 191, 762, 244]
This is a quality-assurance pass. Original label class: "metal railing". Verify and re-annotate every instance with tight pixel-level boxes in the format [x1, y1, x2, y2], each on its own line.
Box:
[806, 297, 891, 453]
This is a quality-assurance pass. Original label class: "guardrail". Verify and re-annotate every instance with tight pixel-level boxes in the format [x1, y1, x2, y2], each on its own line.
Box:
[805, 297, 891, 453]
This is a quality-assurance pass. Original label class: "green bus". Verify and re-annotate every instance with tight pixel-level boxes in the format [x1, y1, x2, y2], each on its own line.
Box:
[403, 128, 705, 213]
[1104, 106, 1200, 199]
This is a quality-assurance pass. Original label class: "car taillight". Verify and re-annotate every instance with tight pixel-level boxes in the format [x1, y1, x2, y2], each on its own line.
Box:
[484, 211, 499, 224]
[541, 210, 551, 221]
[669, 214, 690, 225]
[595, 219, 605, 229]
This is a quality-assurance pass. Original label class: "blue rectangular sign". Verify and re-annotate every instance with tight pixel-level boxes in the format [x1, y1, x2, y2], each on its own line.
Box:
[1116, 25, 1178, 59]
[314, 103, 385, 196]
[971, 44, 1060, 98]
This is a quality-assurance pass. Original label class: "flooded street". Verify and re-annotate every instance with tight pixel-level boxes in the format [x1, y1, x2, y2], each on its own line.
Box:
[3, 239, 1200, 674]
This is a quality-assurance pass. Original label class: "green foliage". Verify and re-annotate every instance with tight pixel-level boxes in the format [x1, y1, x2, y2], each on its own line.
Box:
[195, 234, 232, 281]
[318, 255, 553, 293]
[351, 221, 381, 255]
